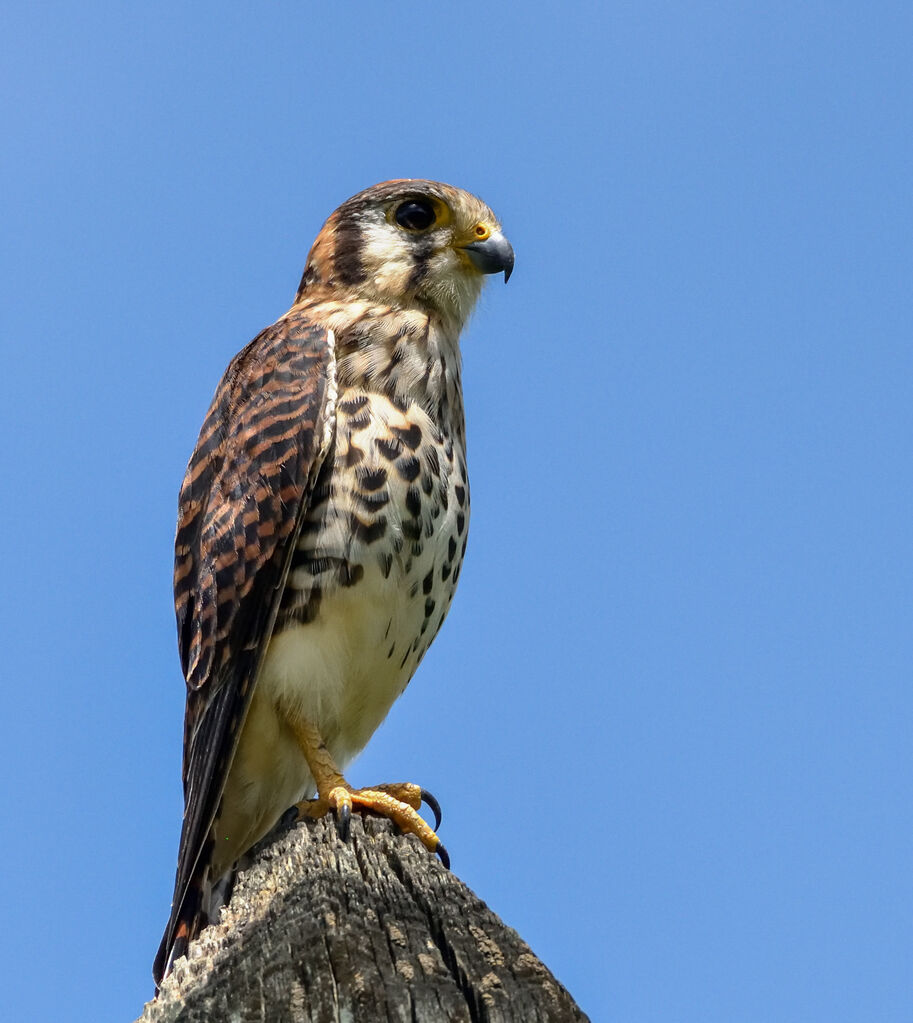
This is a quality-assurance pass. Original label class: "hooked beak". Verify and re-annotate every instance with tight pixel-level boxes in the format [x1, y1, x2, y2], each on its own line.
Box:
[463, 231, 515, 283]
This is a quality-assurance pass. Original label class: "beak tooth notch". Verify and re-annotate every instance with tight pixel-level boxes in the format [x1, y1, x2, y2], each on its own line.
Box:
[463, 231, 515, 282]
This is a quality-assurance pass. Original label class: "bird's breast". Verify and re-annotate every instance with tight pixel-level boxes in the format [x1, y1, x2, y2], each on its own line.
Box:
[264, 385, 469, 763]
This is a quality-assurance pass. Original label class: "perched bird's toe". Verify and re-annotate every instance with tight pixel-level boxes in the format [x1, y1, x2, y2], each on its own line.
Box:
[370, 782, 443, 829]
[327, 786, 354, 840]
[325, 784, 447, 863]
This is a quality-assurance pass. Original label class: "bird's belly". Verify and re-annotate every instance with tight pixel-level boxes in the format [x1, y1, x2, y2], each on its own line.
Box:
[217, 547, 458, 868]
[262, 560, 438, 763]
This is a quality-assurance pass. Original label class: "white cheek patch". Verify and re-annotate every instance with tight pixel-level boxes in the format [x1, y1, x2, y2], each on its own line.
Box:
[360, 221, 414, 294]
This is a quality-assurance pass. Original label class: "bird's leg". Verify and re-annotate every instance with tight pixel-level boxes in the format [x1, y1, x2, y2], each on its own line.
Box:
[287, 717, 449, 867]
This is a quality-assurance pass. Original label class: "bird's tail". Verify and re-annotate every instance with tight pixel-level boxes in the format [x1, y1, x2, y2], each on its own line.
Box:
[153, 868, 204, 992]
[153, 855, 238, 993]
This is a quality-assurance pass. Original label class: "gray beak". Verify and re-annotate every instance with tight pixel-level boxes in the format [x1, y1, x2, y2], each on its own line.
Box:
[463, 231, 515, 282]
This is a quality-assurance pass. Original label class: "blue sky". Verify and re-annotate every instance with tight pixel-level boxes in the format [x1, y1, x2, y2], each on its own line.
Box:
[2, 3, 911, 1021]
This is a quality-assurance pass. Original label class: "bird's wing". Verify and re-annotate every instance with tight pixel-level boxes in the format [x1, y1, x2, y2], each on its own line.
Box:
[154, 311, 336, 985]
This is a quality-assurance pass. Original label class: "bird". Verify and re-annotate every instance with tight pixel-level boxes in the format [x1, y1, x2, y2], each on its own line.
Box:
[153, 179, 513, 988]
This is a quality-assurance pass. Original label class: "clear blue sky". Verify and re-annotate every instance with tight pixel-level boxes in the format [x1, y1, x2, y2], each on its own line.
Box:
[2, 4, 911, 1021]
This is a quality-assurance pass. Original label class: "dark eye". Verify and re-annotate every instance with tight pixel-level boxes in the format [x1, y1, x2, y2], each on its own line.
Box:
[394, 199, 436, 231]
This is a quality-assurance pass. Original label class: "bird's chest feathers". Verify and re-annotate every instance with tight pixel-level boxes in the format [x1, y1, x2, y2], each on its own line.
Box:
[265, 384, 469, 761]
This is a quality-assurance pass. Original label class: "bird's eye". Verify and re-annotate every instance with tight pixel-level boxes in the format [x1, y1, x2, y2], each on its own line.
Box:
[394, 200, 437, 231]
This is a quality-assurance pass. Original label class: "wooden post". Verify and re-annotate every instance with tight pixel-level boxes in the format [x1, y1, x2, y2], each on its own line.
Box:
[138, 814, 589, 1022]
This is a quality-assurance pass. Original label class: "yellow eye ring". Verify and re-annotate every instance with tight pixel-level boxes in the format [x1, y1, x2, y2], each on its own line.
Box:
[473, 223, 492, 241]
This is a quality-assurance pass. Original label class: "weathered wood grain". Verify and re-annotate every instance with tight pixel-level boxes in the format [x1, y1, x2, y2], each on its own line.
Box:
[138, 814, 588, 1023]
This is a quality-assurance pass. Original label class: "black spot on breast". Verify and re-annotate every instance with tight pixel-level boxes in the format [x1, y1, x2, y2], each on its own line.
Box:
[397, 456, 420, 482]
[392, 423, 422, 450]
[379, 552, 393, 578]
[405, 486, 422, 518]
[441, 562, 451, 582]
[350, 513, 387, 545]
[338, 394, 369, 415]
[338, 563, 364, 587]
[426, 447, 440, 478]
[356, 490, 390, 510]
[456, 513, 465, 535]
[422, 569, 434, 595]
[424, 598, 435, 618]
[421, 474, 433, 496]
[387, 642, 396, 659]
[376, 437, 402, 461]
[296, 554, 343, 576]
[347, 410, 371, 431]
[454, 485, 465, 507]
[298, 517, 323, 537]
[402, 518, 422, 542]
[345, 442, 364, 466]
[357, 466, 388, 491]
[448, 536, 457, 561]
[409, 581, 419, 598]
[289, 547, 311, 572]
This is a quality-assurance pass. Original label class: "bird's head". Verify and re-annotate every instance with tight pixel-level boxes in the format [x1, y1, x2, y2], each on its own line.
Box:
[296, 180, 513, 328]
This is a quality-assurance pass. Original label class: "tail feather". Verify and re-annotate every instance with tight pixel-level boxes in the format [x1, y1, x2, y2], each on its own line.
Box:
[153, 856, 241, 993]
[153, 869, 204, 992]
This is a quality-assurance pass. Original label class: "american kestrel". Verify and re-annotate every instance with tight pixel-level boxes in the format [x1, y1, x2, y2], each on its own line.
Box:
[154, 180, 513, 987]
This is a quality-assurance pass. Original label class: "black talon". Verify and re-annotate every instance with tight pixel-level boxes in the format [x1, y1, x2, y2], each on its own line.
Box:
[336, 802, 351, 841]
[435, 841, 450, 870]
[420, 788, 443, 831]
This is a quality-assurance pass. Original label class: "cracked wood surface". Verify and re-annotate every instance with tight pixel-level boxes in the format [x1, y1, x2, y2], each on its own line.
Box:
[138, 814, 588, 1023]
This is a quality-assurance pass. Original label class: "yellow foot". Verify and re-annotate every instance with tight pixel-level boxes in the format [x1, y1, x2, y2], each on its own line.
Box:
[296, 782, 449, 868]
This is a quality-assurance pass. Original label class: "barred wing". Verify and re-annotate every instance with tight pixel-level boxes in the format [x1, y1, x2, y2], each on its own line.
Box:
[154, 311, 335, 985]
